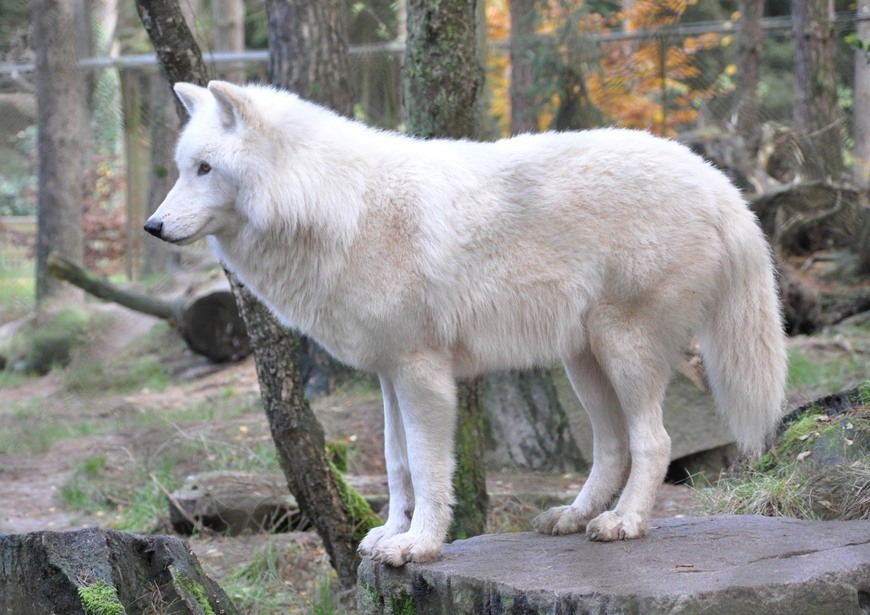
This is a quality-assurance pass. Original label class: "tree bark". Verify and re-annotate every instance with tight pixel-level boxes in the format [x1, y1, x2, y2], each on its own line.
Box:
[121, 72, 148, 280]
[33, 0, 86, 303]
[266, 0, 353, 116]
[213, 0, 246, 83]
[792, 0, 843, 180]
[404, 0, 484, 139]
[483, 369, 586, 472]
[142, 74, 177, 276]
[854, 0, 870, 190]
[265, 0, 356, 396]
[135, 0, 372, 589]
[0, 529, 239, 615]
[403, 0, 489, 541]
[509, 0, 538, 134]
[736, 0, 764, 160]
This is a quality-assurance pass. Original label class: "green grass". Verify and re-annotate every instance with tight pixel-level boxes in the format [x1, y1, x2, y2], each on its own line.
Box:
[787, 347, 867, 399]
[696, 402, 870, 521]
[0, 400, 103, 455]
[58, 391, 279, 532]
[222, 540, 344, 614]
[0, 258, 35, 321]
[63, 356, 168, 394]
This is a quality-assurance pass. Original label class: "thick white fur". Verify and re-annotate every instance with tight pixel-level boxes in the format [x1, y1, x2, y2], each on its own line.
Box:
[146, 81, 788, 565]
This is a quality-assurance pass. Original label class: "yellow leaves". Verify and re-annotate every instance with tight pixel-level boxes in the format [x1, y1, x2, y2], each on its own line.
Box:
[484, 0, 724, 137]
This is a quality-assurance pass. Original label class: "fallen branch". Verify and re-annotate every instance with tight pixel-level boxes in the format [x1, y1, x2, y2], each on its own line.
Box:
[47, 251, 250, 362]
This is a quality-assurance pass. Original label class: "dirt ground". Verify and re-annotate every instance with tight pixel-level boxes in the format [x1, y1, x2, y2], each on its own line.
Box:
[1, 304, 865, 612]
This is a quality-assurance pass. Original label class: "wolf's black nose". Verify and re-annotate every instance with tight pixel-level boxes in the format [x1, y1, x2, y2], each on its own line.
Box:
[144, 219, 163, 238]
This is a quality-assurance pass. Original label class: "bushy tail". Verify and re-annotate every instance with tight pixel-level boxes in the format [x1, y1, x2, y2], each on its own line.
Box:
[697, 217, 788, 456]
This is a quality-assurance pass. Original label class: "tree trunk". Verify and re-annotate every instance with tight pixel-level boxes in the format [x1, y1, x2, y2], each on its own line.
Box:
[509, 0, 537, 134]
[483, 369, 586, 472]
[0, 529, 239, 615]
[33, 0, 86, 303]
[266, 0, 356, 397]
[404, 0, 484, 139]
[403, 0, 488, 541]
[266, 0, 353, 116]
[450, 379, 488, 539]
[792, 0, 843, 180]
[229, 279, 362, 585]
[142, 74, 177, 276]
[135, 0, 373, 589]
[213, 0, 245, 83]
[854, 0, 870, 190]
[121, 71, 149, 281]
[736, 0, 764, 160]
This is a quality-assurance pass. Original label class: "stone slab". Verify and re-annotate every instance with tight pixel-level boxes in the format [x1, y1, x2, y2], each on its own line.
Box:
[358, 515, 870, 614]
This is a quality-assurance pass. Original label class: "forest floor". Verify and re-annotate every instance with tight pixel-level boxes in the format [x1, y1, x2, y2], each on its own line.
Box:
[0, 299, 867, 613]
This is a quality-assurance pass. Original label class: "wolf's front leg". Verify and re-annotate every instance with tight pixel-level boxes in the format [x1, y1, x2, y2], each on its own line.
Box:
[359, 376, 414, 556]
[367, 355, 457, 566]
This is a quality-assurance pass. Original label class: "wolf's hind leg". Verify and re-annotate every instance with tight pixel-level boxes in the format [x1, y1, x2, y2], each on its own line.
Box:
[359, 376, 414, 556]
[368, 355, 457, 566]
[585, 319, 672, 542]
[534, 351, 630, 535]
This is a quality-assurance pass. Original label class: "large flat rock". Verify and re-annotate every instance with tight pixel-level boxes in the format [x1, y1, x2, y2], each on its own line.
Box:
[358, 515, 870, 614]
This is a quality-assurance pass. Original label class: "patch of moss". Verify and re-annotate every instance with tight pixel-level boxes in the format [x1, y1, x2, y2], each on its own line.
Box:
[78, 579, 125, 615]
[325, 439, 349, 472]
[173, 571, 216, 615]
[389, 592, 415, 615]
[858, 379, 870, 406]
[328, 460, 380, 542]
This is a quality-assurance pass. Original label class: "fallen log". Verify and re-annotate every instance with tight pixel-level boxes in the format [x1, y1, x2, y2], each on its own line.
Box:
[47, 251, 250, 362]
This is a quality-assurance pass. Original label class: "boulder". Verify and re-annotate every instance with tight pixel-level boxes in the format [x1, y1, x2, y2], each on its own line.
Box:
[0, 528, 238, 614]
[358, 515, 870, 614]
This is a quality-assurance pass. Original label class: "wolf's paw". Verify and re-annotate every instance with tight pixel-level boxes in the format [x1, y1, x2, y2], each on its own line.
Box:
[369, 532, 443, 567]
[533, 505, 590, 535]
[586, 511, 647, 542]
[358, 525, 391, 556]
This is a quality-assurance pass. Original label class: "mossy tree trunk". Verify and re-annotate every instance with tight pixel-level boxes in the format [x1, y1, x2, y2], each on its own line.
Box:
[134, 0, 374, 589]
[403, 0, 489, 541]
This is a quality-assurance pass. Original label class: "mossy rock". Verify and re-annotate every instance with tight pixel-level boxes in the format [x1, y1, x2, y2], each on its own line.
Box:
[19, 308, 91, 375]
[765, 380, 870, 472]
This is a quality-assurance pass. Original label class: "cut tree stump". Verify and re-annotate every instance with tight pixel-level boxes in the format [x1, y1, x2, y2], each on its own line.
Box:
[358, 516, 870, 615]
[47, 251, 250, 362]
[0, 528, 239, 614]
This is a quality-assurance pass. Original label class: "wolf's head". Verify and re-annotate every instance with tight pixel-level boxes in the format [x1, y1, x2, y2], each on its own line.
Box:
[144, 81, 261, 245]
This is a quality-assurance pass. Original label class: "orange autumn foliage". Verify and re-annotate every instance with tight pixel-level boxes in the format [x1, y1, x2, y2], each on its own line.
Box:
[486, 0, 732, 137]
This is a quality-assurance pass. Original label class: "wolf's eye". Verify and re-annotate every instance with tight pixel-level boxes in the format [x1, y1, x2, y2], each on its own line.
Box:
[197, 162, 212, 176]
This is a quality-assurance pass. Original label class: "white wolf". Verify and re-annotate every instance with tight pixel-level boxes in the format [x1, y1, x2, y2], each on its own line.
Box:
[145, 81, 787, 566]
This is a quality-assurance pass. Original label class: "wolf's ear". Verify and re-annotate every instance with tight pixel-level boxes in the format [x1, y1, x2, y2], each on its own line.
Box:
[208, 81, 256, 129]
[173, 82, 209, 117]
